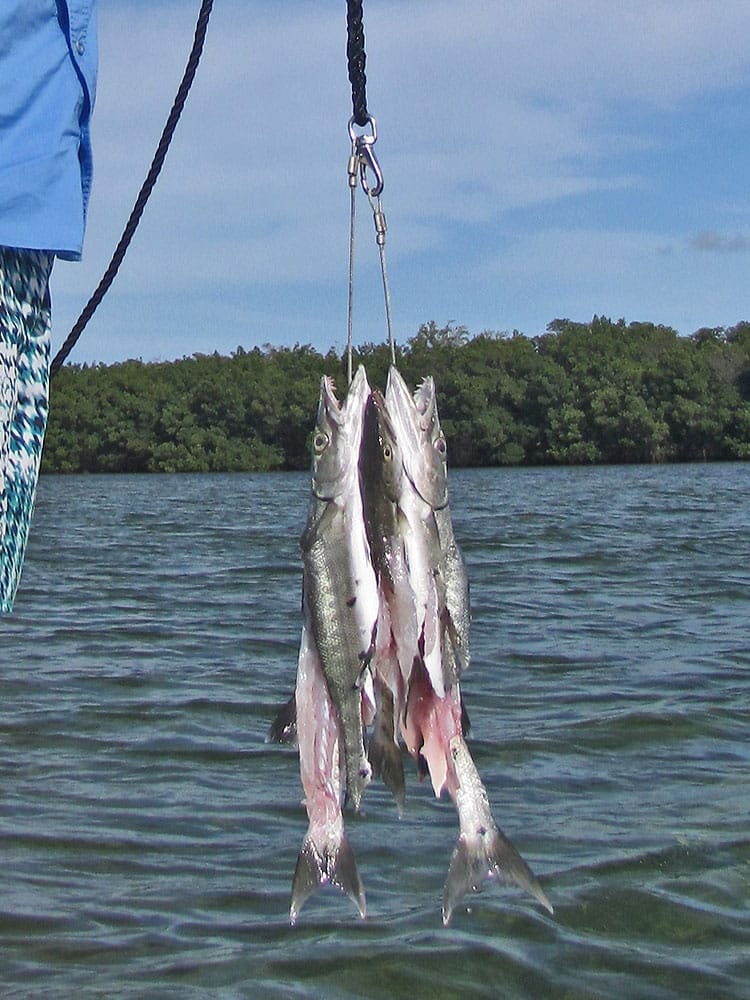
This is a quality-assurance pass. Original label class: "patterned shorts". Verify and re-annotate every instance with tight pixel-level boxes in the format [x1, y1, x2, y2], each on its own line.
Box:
[0, 247, 54, 613]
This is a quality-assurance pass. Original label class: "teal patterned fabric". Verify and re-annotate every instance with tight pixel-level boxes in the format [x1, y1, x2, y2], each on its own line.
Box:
[0, 248, 54, 613]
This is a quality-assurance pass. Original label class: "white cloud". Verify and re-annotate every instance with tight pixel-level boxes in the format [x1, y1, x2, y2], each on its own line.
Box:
[380, 0, 750, 108]
[49, 0, 750, 363]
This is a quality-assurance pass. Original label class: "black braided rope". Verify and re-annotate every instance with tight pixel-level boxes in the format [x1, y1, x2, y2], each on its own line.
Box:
[346, 0, 369, 127]
[50, 0, 215, 378]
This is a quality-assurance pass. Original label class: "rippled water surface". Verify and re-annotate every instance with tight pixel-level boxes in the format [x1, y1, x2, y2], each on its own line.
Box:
[2, 465, 748, 998]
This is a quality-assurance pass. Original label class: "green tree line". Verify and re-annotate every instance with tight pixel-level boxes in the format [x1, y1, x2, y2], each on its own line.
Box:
[42, 317, 750, 473]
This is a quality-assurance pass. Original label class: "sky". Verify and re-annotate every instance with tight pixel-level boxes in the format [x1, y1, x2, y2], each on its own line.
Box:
[49, 0, 750, 365]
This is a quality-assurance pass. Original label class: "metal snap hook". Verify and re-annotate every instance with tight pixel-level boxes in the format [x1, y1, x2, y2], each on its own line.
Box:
[348, 115, 384, 197]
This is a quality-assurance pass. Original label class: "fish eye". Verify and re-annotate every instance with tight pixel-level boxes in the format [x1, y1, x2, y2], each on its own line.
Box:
[313, 432, 329, 453]
[383, 444, 393, 462]
[435, 435, 447, 456]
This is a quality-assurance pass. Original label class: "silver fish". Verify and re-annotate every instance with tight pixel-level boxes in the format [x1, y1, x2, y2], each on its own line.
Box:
[287, 364, 550, 924]
[412, 374, 471, 683]
[384, 366, 551, 921]
[436, 502, 471, 684]
[360, 389, 416, 812]
[290, 620, 365, 924]
[384, 367, 448, 697]
[300, 366, 379, 810]
[443, 736, 553, 924]
[290, 366, 379, 922]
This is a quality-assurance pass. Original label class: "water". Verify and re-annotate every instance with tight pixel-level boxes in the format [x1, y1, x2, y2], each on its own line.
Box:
[1, 465, 748, 999]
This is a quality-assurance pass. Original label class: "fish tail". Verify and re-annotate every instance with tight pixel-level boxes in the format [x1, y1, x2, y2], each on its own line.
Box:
[442, 825, 553, 926]
[290, 832, 366, 925]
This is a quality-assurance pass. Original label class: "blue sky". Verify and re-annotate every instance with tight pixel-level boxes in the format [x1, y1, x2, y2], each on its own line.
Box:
[50, 0, 750, 365]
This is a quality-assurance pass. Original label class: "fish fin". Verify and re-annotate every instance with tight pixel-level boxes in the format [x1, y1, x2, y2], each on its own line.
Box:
[331, 832, 367, 917]
[290, 833, 366, 925]
[368, 733, 406, 816]
[460, 694, 471, 739]
[267, 693, 298, 745]
[357, 621, 379, 681]
[368, 679, 406, 814]
[439, 608, 461, 688]
[442, 827, 553, 926]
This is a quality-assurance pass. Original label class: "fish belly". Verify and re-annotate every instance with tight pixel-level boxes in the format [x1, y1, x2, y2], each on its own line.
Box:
[296, 621, 344, 850]
[303, 499, 378, 810]
[401, 657, 463, 798]
[291, 619, 366, 923]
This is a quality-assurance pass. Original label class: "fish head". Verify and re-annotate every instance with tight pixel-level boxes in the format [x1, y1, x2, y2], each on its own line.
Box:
[310, 366, 371, 500]
[385, 366, 448, 509]
[361, 389, 403, 502]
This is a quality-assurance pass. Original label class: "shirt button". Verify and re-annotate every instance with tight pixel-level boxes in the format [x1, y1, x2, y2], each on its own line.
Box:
[75, 39, 85, 55]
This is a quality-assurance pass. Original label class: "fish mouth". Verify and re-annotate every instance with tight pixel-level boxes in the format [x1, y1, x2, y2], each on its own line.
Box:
[386, 366, 436, 434]
[316, 366, 367, 430]
[385, 366, 448, 510]
[347, 365, 371, 415]
[318, 375, 343, 427]
[312, 367, 372, 500]
[385, 364, 411, 407]
[321, 366, 371, 426]
[384, 366, 418, 445]
[413, 376, 437, 429]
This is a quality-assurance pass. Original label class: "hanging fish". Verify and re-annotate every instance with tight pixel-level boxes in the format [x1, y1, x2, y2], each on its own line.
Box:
[443, 735, 553, 924]
[382, 367, 448, 699]
[289, 365, 378, 923]
[281, 363, 551, 925]
[359, 388, 415, 812]
[417, 378, 471, 685]
[290, 619, 365, 923]
[383, 366, 552, 923]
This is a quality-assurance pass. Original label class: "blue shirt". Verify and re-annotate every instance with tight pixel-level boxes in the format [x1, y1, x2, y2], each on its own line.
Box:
[0, 0, 98, 261]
